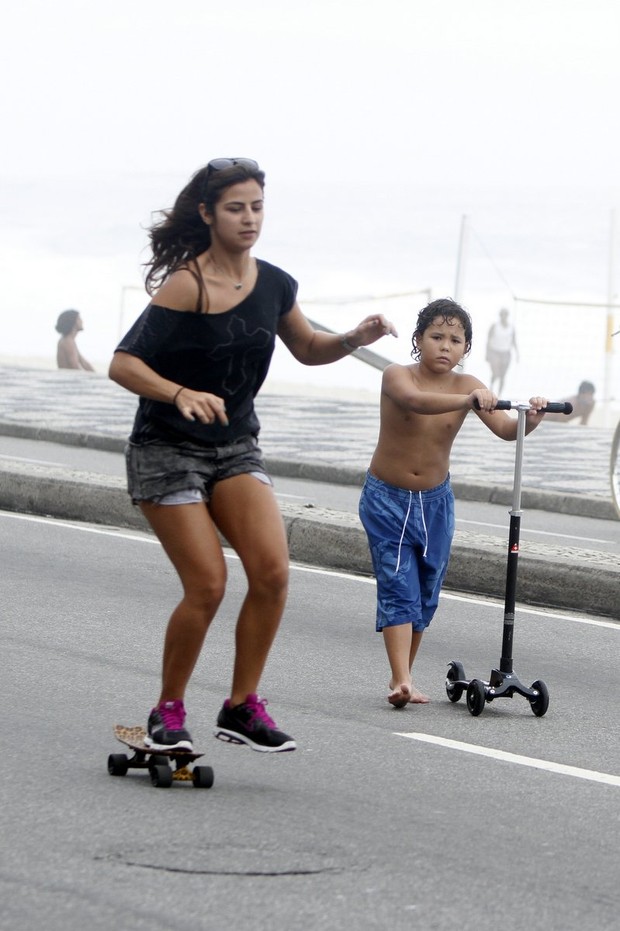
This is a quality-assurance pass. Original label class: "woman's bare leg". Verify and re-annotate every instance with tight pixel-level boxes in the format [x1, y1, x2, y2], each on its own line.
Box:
[140, 501, 227, 702]
[209, 474, 289, 706]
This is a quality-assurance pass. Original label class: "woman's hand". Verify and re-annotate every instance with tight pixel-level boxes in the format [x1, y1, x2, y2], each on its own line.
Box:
[346, 315, 398, 348]
[174, 387, 229, 426]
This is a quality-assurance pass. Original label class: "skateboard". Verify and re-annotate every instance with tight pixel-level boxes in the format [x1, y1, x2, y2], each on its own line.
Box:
[108, 725, 214, 788]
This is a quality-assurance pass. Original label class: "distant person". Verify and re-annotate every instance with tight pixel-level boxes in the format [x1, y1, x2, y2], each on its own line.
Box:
[486, 307, 518, 394]
[545, 380, 596, 425]
[359, 298, 549, 708]
[55, 309, 95, 371]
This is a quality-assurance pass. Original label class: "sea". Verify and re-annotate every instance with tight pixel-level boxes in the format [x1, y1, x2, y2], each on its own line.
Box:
[1, 173, 619, 421]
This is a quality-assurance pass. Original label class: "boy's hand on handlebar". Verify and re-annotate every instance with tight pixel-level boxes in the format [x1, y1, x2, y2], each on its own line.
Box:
[175, 388, 229, 426]
[528, 396, 548, 421]
[470, 388, 498, 412]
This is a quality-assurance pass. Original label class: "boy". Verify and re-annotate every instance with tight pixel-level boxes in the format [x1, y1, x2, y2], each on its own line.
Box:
[359, 298, 548, 708]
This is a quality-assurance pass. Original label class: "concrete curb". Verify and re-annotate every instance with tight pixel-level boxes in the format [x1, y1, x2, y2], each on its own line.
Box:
[0, 420, 616, 521]
[1, 460, 618, 620]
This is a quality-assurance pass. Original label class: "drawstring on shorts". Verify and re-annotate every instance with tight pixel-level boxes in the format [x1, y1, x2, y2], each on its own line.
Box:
[394, 489, 429, 575]
[394, 491, 412, 575]
[419, 490, 429, 557]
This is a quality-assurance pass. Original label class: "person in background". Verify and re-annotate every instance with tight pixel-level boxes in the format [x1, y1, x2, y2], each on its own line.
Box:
[108, 157, 397, 755]
[359, 298, 548, 708]
[486, 307, 518, 394]
[55, 309, 95, 371]
[545, 380, 596, 425]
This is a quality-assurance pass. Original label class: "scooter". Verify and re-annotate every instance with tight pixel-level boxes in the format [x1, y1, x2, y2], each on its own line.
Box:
[445, 399, 573, 717]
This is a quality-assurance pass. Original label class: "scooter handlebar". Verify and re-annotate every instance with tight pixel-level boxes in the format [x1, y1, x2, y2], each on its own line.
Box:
[474, 399, 574, 415]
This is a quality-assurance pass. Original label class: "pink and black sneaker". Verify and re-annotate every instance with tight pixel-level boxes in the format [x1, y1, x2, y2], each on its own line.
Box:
[145, 699, 193, 751]
[214, 694, 296, 752]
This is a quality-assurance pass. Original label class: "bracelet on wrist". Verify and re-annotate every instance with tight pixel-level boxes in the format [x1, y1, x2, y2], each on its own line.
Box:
[341, 335, 357, 353]
[172, 386, 185, 405]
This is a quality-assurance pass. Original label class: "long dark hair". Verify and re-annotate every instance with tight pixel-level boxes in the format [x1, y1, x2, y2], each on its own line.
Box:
[144, 162, 266, 296]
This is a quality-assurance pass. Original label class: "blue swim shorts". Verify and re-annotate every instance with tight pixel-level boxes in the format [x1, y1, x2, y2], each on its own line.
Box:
[359, 472, 455, 632]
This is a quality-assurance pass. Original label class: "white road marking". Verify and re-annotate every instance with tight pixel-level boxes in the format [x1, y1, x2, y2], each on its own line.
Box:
[457, 517, 608, 545]
[1, 510, 617, 630]
[0, 510, 160, 544]
[440, 590, 619, 630]
[0, 453, 65, 467]
[396, 732, 620, 787]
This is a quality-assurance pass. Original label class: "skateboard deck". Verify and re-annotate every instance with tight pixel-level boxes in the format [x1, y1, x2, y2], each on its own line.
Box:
[114, 724, 203, 759]
[108, 724, 213, 788]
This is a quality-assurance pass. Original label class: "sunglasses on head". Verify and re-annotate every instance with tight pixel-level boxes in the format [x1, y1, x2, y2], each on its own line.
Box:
[207, 158, 259, 173]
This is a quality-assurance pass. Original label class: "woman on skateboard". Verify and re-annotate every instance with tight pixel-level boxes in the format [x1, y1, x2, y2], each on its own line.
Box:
[109, 157, 396, 753]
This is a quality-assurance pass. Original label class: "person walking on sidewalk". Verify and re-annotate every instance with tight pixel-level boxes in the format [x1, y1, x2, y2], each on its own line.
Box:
[359, 298, 547, 708]
[109, 157, 397, 753]
[486, 307, 518, 394]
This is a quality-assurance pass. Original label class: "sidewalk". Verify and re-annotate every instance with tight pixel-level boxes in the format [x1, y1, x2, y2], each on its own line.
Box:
[0, 364, 618, 619]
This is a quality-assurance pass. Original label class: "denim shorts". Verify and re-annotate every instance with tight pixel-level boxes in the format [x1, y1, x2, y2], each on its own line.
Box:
[359, 472, 455, 632]
[125, 435, 271, 505]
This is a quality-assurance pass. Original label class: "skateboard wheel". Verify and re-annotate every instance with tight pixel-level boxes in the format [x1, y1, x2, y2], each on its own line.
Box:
[150, 763, 173, 788]
[108, 753, 129, 777]
[192, 765, 214, 789]
[149, 755, 169, 768]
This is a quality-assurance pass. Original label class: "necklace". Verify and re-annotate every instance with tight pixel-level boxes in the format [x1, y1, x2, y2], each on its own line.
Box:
[208, 254, 248, 290]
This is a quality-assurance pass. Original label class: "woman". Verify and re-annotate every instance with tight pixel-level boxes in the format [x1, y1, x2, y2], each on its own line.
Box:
[109, 157, 396, 754]
[55, 309, 95, 371]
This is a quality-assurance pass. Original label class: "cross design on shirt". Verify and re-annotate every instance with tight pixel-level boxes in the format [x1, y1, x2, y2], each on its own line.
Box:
[210, 314, 272, 395]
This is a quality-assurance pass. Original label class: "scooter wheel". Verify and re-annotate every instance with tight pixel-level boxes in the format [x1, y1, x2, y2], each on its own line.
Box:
[446, 662, 465, 703]
[529, 679, 549, 717]
[466, 679, 486, 716]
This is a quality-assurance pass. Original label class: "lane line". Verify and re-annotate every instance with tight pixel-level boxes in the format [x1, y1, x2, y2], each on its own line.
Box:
[1, 510, 618, 629]
[440, 590, 619, 630]
[0, 453, 65, 467]
[457, 516, 608, 545]
[396, 732, 620, 787]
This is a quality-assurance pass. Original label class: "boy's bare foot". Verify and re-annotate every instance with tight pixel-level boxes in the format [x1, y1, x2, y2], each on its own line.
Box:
[408, 687, 430, 704]
[388, 684, 411, 708]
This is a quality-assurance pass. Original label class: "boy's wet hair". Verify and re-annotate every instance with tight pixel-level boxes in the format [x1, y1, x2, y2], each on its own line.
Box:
[411, 298, 473, 360]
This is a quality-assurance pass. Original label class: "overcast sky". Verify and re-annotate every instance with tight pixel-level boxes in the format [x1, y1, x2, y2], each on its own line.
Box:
[1, 0, 619, 387]
[3, 0, 619, 193]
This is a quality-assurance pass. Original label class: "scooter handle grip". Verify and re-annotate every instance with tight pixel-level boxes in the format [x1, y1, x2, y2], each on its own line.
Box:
[473, 398, 513, 411]
[473, 399, 574, 414]
[543, 401, 573, 415]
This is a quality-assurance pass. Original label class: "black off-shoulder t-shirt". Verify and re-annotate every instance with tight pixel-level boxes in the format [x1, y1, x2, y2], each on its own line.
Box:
[115, 259, 297, 446]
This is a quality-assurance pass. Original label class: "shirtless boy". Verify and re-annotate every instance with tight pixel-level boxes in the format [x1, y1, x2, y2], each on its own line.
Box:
[359, 298, 548, 708]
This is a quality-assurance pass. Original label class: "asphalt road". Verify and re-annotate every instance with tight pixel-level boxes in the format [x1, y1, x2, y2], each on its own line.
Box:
[2, 510, 618, 931]
[0, 435, 617, 556]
